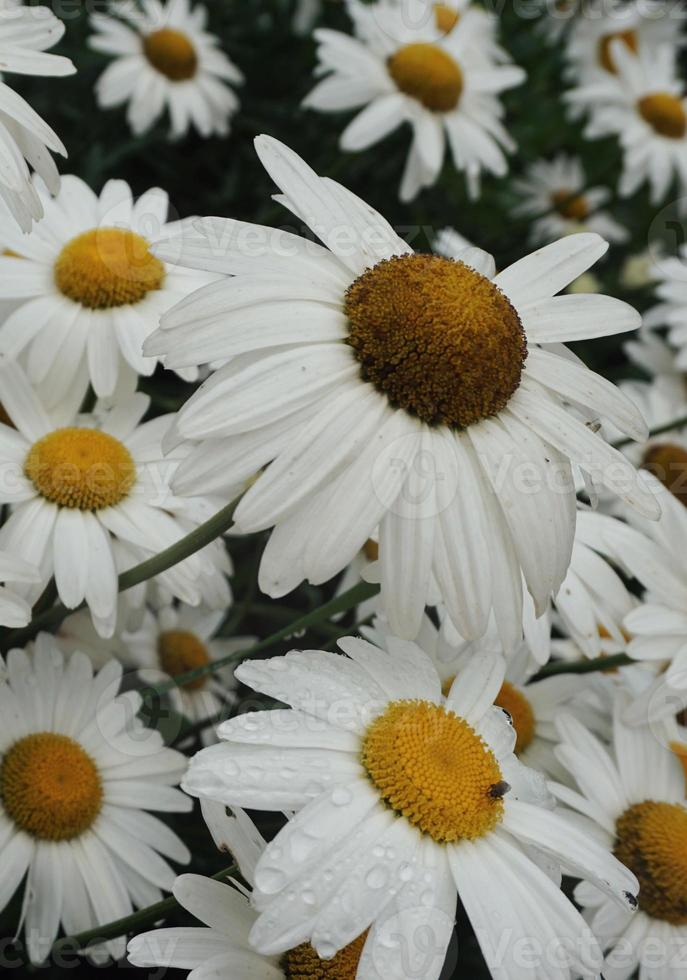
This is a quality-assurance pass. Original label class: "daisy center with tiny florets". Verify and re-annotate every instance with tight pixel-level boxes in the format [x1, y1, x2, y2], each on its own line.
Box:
[345, 254, 527, 429]
[614, 801, 687, 924]
[388, 43, 463, 112]
[551, 188, 590, 221]
[54, 227, 165, 309]
[283, 932, 368, 979]
[158, 630, 210, 691]
[637, 93, 687, 139]
[25, 427, 136, 510]
[434, 3, 460, 34]
[362, 699, 506, 843]
[143, 28, 198, 81]
[642, 442, 687, 507]
[598, 29, 637, 73]
[0, 733, 102, 841]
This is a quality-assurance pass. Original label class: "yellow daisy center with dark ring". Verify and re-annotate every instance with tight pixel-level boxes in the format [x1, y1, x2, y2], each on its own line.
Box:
[344, 254, 527, 429]
[283, 932, 368, 979]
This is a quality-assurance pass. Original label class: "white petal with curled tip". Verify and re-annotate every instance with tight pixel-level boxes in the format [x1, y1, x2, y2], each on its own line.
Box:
[501, 799, 639, 910]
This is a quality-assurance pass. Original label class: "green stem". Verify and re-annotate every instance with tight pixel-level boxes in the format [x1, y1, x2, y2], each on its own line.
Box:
[0, 497, 239, 652]
[147, 580, 379, 696]
[531, 652, 632, 682]
[613, 413, 687, 450]
[51, 863, 239, 954]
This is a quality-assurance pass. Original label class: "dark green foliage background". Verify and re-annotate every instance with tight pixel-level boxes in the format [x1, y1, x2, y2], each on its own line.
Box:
[2, 0, 674, 975]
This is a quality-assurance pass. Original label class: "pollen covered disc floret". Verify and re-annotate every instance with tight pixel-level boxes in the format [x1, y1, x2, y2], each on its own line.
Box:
[0, 732, 103, 841]
[637, 93, 687, 139]
[362, 699, 505, 843]
[613, 801, 687, 924]
[283, 932, 368, 979]
[143, 27, 198, 81]
[158, 629, 211, 691]
[54, 227, 166, 309]
[25, 427, 136, 510]
[387, 43, 463, 112]
[345, 254, 527, 429]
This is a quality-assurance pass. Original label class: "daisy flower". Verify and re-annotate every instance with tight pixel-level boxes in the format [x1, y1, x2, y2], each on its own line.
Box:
[182, 635, 638, 977]
[0, 1, 74, 230]
[567, 43, 687, 207]
[645, 243, 687, 371]
[0, 174, 216, 407]
[89, 0, 243, 139]
[554, 696, 687, 980]
[593, 484, 687, 724]
[304, 0, 525, 200]
[0, 361, 231, 637]
[510, 154, 628, 245]
[0, 634, 191, 964]
[148, 136, 656, 647]
[123, 602, 249, 743]
[565, 0, 683, 82]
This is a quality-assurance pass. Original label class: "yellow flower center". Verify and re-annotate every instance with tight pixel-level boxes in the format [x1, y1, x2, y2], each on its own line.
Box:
[388, 43, 463, 111]
[434, 2, 460, 33]
[143, 28, 198, 81]
[283, 932, 368, 979]
[614, 801, 687, 924]
[551, 188, 590, 221]
[598, 29, 637, 74]
[637, 93, 687, 139]
[158, 630, 210, 691]
[25, 427, 136, 510]
[345, 254, 526, 429]
[642, 442, 687, 507]
[0, 733, 102, 841]
[54, 227, 165, 310]
[494, 681, 535, 754]
[362, 699, 505, 843]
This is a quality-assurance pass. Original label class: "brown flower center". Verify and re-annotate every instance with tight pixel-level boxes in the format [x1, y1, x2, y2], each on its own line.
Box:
[284, 932, 368, 979]
[345, 254, 526, 429]
[388, 43, 463, 111]
[551, 188, 590, 221]
[158, 630, 210, 691]
[642, 442, 687, 506]
[143, 28, 198, 81]
[637, 93, 687, 139]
